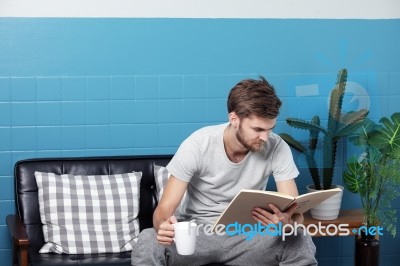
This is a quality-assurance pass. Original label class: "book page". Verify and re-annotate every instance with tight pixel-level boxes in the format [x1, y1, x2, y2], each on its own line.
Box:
[212, 190, 295, 230]
[212, 188, 341, 231]
[293, 188, 342, 213]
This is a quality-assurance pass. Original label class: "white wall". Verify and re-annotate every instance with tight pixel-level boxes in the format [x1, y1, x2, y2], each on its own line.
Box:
[1, 0, 399, 18]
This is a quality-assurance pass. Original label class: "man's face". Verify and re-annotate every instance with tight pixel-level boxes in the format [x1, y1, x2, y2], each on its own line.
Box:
[235, 115, 276, 152]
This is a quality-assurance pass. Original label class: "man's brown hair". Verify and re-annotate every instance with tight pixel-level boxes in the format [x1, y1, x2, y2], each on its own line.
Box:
[227, 76, 282, 119]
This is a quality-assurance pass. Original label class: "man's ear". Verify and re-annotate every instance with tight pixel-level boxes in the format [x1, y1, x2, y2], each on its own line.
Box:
[229, 112, 239, 127]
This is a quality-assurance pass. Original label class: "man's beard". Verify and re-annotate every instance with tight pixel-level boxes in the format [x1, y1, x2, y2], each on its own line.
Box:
[236, 125, 265, 152]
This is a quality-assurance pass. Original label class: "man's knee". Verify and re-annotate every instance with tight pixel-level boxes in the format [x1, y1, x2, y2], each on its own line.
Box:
[131, 228, 166, 266]
[282, 233, 317, 265]
[286, 232, 315, 250]
[137, 228, 158, 243]
[133, 228, 161, 254]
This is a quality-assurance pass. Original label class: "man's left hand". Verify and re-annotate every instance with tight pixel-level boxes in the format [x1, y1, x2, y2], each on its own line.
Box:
[252, 202, 298, 226]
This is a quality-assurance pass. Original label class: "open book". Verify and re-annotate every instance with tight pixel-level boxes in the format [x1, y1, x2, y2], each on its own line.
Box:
[212, 188, 341, 231]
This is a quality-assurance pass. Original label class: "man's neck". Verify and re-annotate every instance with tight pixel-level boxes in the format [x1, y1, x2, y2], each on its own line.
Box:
[223, 125, 249, 163]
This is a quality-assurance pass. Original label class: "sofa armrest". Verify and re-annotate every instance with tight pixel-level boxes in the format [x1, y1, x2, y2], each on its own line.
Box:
[6, 215, 29, 266]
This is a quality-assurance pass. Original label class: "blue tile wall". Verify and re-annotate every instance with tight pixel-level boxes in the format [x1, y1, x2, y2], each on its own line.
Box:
[111, 101, 135, 124]
[159, 99, 183, 123]
[0, 103, 11, 126]
[0, 78, 10, 101]
[110, 125, 135, 148]
[135, 100, 159, 123]
[10, 151, 36, 166]
[0, 202, 14, 228]
[384, 255, 400, 266]
[86, 101, 110, 124]
[36, 77, 61, 101]
[12, 102, 36, 126]
[61, 77, 86, 100]
[37, 126, 61, 150]
[206, 75, 231, 98]
[36, 150, 62, 158]
[12, 127, 36, 150]
[388, 72, 400, 95]
[181, 123, 206, 139]
[317, 257, 344, 266]
[11, 78, 36, 101]
[206, 98, 227, 122]
[62, 102, 86, 125]
[111, 76, 135, 100]
[160, 76, 183, 99]
[183, 76, 207, 98]
[37, 102, 61, 125]
[0, 127, 11, 151]
[135, 124, 158, 148]
[183, 99, 207, 122]
[86, 125, 110, 149]
[135, 76, 159, 99]
[61, 126, 86, 149]
[61, 149, 86, 157]
[0, 18, 399, 265]
[0, 177, 12, 201]
[0, 152, 12, 176]
[86, 77, 110, 100]
[158, 124, 184, 147]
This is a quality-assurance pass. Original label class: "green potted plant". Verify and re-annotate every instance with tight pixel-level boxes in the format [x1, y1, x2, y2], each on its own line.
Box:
[343, 113, 400, 265]
[279, 69, 369, 220]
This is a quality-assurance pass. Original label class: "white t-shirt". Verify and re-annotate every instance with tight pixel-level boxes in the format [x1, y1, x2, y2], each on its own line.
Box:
[166, 123, 299, 225]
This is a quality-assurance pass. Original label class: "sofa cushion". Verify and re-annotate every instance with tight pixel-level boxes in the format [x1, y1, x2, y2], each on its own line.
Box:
[28, 244, 132, 266]
[34, 171, 142, 254]
[154, 164, 170, 201]
[154, 164, 187, 217]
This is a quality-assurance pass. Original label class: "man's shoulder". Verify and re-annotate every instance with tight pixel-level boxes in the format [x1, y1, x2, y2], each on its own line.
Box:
[267, 132, 283, 147]
[190, 123, 228, 139]
[257, 132, 285, 157]
[268, 132, 282, 142]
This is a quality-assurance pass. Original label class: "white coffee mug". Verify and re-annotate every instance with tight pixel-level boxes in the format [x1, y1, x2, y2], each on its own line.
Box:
[173, 221, 197, 255]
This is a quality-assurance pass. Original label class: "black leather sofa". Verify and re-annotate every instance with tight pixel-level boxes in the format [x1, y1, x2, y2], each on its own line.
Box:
[6, 155, 174, 266]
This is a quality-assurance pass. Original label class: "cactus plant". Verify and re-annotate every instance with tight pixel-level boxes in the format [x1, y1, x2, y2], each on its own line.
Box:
[279, 69, 369, 190]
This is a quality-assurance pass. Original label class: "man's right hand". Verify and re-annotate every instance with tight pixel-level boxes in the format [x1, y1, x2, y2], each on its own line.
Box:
[156, 216, 178, 245]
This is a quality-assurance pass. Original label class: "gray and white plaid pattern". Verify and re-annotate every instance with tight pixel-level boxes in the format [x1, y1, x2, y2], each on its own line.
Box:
[154, 165, 186, 216]
[35, 171, 142, 254]
[154, 164, 170, 201]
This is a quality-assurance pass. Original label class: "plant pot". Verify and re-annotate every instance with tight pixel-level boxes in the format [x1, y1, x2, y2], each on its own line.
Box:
[306, 184, 343, 220]
[355, 231, 380, 266]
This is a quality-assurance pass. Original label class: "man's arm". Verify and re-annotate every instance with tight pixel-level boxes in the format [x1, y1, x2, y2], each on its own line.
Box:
[276, 179, 304, 224]
[275, 178, 299, 197]
[153, 175, 188, 245]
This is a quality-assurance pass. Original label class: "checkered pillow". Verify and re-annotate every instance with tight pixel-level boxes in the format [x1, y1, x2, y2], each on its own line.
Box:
[34, 171, 142, 254]
[154, 164, 170, 201]
[154, 165, 186, 215]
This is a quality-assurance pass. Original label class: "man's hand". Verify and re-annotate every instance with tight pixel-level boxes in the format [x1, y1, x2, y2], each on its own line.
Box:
[156, 216, 178, 245]
[252, 202, 298, 226]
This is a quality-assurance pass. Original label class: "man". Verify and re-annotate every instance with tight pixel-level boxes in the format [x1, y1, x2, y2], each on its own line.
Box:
[131, 77, 317, 265]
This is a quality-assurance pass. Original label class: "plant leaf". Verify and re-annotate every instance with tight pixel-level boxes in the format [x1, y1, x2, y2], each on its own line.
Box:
[336, 109, 369, 138]
[310, 115, 321, 139]
[286, 118, 327, 134]
[335, 120, 365, 138]
[327, 69, 347, 133]
[279, 133, 307, 153]
[309, 115, 321, 154]
[343, 156, 365, 194]
[369, 112, 400, 153]
[348, 119, 378, 147]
